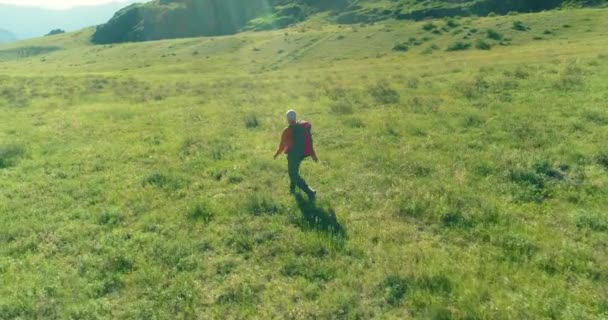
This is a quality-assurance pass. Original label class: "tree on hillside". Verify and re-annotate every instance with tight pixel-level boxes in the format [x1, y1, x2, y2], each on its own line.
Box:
[45, 29, 66, 36]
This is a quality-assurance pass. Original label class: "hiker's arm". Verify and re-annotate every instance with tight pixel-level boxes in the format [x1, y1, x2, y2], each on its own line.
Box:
[273, 129, 288, 159]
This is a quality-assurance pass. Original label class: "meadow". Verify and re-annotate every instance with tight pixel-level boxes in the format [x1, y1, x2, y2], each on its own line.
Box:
[1, 8, 608, 319]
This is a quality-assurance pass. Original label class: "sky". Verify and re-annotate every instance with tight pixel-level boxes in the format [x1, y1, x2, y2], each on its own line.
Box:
[0, 0, 133, 9]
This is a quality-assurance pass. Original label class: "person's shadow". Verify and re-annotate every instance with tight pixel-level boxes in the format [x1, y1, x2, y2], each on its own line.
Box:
[293, 194, 347, 244]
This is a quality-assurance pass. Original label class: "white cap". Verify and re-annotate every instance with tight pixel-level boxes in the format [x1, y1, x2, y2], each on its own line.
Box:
[286, 109, 297, 122]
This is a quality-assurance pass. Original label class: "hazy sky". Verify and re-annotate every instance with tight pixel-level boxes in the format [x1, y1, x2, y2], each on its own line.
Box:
[0, 0, 132, 9]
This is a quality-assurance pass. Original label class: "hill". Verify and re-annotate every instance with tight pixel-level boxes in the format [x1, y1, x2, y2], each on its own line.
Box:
[92, 0, 608, 44]
[0, 28, 17, 44]
[91, 0, 350, 44]
[1, 6, 608, 319]
[0, 1, 139, 40]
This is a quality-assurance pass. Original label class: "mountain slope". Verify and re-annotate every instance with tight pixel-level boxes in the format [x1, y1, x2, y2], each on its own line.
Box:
[91, 0, 351, 44]
[0, 1, 140, 40]
[92, 0, 607, 44]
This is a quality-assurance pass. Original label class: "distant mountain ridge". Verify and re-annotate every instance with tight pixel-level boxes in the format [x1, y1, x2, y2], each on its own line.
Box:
[0, 1, 141, 40]
[0, 28, 17, 44]
[91, 0, 608, 44]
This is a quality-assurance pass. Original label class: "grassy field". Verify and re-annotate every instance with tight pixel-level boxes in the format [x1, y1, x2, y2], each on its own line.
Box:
[1, 8, 608, 319]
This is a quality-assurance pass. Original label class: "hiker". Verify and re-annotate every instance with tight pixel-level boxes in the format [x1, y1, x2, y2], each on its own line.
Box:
[273, 109, 318, 201]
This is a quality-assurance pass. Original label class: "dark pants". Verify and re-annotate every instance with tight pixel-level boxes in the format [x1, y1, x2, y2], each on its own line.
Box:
[288, 154, 313, 195]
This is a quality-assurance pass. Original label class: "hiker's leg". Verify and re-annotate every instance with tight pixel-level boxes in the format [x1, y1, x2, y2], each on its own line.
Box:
[288, 156, 299, 193]
[290, 156, 313, 196]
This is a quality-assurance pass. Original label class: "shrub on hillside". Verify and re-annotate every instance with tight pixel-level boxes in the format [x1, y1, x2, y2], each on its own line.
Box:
[369, 81, 400, 105]
[422, 22, 437, 31]
[499, 37, 513, 46]
[380, 275, 411, 306]
[422, 44, 440, 55]
[392, 42, 409, 52]
[596, 151, 608, 170]
[475, 39, 492, 50]
[97, 208, 124, 226]
[444, 18, 460, 28]
[446, 41, 471, 51]
[0, 144, 25, 169]
[407, 37, 423, 46]
[508, 163, 559, 203]
[513, 21, 530, 31]
[486, 29, 503, 40]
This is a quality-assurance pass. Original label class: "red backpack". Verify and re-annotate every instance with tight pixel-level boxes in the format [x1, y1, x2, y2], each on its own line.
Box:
[300, 121, 313, 157]
[291, 121, 314, 157]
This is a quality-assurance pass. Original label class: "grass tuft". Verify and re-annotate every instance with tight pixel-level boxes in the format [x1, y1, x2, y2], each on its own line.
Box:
[380, 275, 411, 306]
[330, 100, 354, 114]
[576, 211, 608, 232]
[244, 113, 260, 129]
[246, 194, 281, 216]
[0, 144, 25, 169]
[188, 201, 215, 223]
[369, 80, 400, 104]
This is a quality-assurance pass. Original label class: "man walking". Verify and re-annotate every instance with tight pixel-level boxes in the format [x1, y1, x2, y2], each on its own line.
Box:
[274, 109, 318, 201]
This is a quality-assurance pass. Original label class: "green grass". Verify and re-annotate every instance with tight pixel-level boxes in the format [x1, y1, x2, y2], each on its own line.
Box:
[0, 7, 608, 319]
